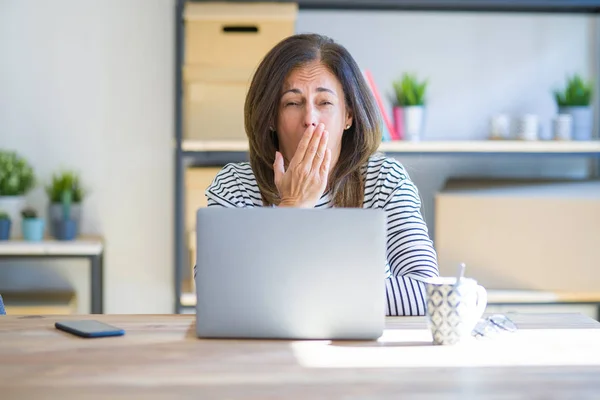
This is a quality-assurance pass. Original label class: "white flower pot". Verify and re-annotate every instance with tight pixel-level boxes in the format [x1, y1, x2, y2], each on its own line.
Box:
[558, 106, 593, 141]
[403, 106, 426, 141]
[0, 196, 26, 238]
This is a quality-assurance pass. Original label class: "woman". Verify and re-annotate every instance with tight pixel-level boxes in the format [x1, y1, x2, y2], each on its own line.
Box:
[202, 33, 439, 316]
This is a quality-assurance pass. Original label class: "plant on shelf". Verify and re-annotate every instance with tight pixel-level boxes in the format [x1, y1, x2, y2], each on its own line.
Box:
[0, 150, 35, 238]
[393, 73, 428, 107]
[553, 74, 594, 141]
[21, 206, 45, 242]
[0, 150, 35, 197]
[392, 73, 429, 142]
[46, 170, 85, 240]
[554, 74, 593, 107]
[54, 189, 78, 241]
[21, 207, 38, 219]
[46, 170, 85, 204]
[0, 210, 10, 241]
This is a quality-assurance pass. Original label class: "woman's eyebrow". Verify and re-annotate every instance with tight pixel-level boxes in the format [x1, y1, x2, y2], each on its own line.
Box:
[282, 88, 302, 96]
[317, 87, 337, 96]
[282, 87, 337, 96]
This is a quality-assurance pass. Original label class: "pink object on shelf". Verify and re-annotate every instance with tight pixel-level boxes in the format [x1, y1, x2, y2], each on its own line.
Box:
[363, 69, 399, 140]
[393, 106, 404, 141]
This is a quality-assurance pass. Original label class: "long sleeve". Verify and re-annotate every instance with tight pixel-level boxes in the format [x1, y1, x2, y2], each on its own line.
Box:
[205, 163, 260, 208]
[378, 162, 439, 316]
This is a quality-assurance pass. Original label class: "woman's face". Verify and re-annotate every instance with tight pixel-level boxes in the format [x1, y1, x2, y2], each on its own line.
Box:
[276, 61, 352, 168]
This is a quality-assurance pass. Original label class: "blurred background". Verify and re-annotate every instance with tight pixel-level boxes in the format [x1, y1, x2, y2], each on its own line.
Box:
[0, 0, 598, 318]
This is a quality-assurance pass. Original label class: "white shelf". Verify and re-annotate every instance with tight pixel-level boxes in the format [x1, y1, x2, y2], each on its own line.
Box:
[181, 292, 196, 307]
[181, 289, 600, 309]
[0, 237, 104, 256]
[487, 290, 600, 304]
[183, 140, 250, 152]
[182, 139, 600, 154]
[378, 140, 600, 153]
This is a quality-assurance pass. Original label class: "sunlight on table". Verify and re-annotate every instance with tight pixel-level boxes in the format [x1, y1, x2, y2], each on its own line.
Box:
[289, 328, 600, 369]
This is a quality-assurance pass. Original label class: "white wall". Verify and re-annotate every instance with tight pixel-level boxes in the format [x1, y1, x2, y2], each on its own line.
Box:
[0, 2, 596, 313]
[0, 0, 174, 313]
[297, 10, 597, 228]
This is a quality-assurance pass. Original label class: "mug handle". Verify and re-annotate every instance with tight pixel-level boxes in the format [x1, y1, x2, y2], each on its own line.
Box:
[474, 285, 488, 321]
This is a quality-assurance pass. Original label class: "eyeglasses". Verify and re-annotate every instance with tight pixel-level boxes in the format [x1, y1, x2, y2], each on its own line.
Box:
[472, 314, 517, 338]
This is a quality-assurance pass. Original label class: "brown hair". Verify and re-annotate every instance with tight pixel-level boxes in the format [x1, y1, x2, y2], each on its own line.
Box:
[244, 33, 382, 207]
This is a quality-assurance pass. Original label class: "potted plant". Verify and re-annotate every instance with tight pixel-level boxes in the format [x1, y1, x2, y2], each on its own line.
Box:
[52, 189, 78, 241]
[392, 73, 429, 141]
[553, 74, 594, 141]
[0, 150, 35, 238]
[0, 211, 11, 241]
[46, 170, 85, 238]
[21, 207, 45, 242]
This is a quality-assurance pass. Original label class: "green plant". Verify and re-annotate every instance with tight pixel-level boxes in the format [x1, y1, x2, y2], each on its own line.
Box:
[0, 211, 9, 220]
[0, 150, 35, 196]
[21, 207, 38, 219]
[46, 170, 85, 203]
[393, 73, 429, 107]
[554, 74, 593, 107]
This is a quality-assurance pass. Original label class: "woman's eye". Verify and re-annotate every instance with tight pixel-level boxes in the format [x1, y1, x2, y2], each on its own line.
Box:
[321, 101, 333, 106]
[286, 102, 299, 107]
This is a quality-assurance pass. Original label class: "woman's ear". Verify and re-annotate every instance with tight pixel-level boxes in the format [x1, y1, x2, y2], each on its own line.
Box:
[345, 111, 353, 130]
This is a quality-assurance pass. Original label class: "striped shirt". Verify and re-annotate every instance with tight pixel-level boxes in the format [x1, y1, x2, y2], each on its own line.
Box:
[200, 153, 439, 316]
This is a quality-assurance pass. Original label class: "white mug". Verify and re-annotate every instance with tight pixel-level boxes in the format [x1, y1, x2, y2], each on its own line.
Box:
[425, 277, 487, 345]
[489, 114, 510, 140]
[516, 114, 539, 141]
[553, 114, 573, 141]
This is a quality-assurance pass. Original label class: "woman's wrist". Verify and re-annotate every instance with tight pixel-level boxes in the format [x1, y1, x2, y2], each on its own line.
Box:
[278, 198, 313, 208]
[278, 199, 299, 207]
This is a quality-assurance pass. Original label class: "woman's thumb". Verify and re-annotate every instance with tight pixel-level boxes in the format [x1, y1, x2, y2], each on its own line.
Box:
[273, 151, 284, 183]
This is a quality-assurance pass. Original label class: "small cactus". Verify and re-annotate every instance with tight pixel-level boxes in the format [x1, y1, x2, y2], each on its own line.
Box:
[21, 207, 38, 219]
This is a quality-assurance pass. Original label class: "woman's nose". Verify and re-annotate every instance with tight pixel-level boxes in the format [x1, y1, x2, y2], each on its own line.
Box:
[302, 105, 319, 128]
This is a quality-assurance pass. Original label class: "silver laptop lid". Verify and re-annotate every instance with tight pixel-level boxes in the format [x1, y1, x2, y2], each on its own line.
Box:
[195, 207, 387, 340]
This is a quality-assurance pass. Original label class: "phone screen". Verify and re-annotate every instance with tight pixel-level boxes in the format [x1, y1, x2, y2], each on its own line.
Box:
[55, 320, 125, 337]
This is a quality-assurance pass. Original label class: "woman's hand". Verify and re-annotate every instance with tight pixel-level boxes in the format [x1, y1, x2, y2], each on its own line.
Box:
[273, 123, 331, 208]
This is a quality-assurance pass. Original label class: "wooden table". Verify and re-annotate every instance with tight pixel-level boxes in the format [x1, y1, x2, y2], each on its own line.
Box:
[1, 313, 600, 399]
[0, 237, 104, 313]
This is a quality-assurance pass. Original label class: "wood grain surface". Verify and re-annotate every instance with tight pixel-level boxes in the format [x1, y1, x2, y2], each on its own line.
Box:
[1, 313, 599, 399]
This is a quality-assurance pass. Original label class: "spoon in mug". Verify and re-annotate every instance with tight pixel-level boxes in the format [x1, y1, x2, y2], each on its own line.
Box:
[455, 262, 466, 287]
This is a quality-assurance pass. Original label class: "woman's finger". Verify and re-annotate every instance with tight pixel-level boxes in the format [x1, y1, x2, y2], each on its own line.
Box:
[290, 124, 316, 168]
[320, 148, 331, 178]
[273, 151, 285, 187]
[312, 129, 328, 171]
[301, 123, 324, 167]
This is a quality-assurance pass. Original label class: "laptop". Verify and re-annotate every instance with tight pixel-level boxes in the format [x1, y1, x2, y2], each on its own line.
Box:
[194, 207, 387, 340]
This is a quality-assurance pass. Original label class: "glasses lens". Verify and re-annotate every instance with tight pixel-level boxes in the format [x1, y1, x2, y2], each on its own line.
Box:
[490, 314, 517, 332]
[472, 314, 518, 338]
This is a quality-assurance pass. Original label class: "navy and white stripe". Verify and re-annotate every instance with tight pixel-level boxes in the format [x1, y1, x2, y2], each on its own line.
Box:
[202, 153, 439, 316]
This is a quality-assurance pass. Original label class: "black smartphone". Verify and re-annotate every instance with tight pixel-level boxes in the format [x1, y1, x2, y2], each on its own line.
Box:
[55, 320, 125, 338]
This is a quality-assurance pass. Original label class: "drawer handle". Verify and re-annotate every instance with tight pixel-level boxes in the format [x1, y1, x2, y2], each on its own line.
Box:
[222, 25, 259, 33]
